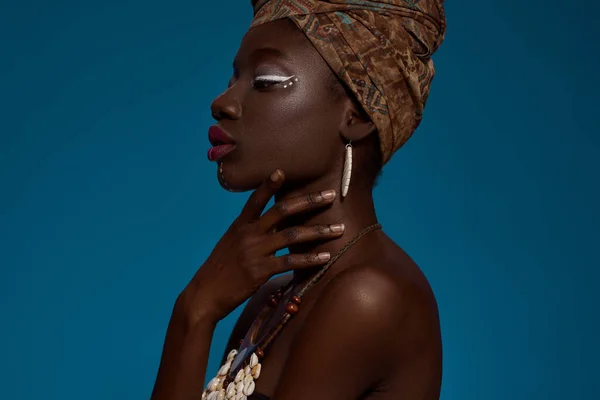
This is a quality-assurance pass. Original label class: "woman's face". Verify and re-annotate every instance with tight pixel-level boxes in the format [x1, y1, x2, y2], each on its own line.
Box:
[209, 19, 349, 192]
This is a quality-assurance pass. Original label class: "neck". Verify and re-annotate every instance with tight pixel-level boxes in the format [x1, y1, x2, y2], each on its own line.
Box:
[273, 176, 378, 287]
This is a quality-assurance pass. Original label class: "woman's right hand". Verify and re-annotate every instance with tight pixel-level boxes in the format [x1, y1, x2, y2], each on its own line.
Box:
[174, 169, 345, 326]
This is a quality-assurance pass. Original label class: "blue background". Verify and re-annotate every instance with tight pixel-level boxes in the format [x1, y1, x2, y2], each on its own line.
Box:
[1, 0, 598, 399]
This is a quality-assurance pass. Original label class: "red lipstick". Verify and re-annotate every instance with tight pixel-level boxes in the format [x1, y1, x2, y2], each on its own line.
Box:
[207, 126, 236, 162]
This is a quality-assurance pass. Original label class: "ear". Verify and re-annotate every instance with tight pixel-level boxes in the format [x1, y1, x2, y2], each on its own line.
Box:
[339, 101, 376, 142]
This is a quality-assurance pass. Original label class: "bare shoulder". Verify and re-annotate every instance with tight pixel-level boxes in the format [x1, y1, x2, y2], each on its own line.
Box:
[307, 246, 440, 354]
[316, 263, 406, 325]
[324, 250, 437, 314]
[276, 250, 441, 392]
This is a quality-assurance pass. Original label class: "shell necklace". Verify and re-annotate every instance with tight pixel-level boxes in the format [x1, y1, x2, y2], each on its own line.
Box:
[202, 223, 382, 400]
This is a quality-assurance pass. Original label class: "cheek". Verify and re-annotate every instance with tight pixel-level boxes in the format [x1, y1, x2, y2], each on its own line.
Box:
[242, 85, 342, 166]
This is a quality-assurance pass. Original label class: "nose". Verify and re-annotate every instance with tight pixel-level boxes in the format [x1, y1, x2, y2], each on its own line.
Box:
[210, 89, 242, 121]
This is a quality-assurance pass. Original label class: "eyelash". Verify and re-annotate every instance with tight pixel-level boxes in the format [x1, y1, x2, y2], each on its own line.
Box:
[252, 75, 294, 90]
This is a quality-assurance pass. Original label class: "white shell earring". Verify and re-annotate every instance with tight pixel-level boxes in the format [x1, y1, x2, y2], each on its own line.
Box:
[341, 141, 353, 198]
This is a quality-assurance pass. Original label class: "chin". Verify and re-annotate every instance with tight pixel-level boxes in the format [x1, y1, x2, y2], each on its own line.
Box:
[216, 160, 263, 193]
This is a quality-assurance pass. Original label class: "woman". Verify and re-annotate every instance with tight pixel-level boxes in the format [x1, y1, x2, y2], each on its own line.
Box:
[151, 1, 446, 399]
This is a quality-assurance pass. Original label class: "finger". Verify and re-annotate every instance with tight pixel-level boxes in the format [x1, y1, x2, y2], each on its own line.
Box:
[261, 224, 345, 255]
[257, 189, 337, 232]
[238, 169, 285, 222]
[271, 251, 333, 274]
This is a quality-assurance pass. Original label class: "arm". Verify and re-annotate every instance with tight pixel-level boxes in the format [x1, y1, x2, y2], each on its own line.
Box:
[271, 265, 406, 400]
[150, 302, 217, 400]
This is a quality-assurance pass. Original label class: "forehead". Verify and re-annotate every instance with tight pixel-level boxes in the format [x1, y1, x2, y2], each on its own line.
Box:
[235, 19, 324, 67]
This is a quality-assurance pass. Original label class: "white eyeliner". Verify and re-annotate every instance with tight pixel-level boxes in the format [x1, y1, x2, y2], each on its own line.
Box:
[254, 74, 295, 82]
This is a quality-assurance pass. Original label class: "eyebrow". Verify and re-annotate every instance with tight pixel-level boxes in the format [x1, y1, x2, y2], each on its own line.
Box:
[233, 47, 291, 70]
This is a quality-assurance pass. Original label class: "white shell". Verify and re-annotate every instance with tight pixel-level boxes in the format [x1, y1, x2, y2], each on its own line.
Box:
[249, 353, 258, 368]
[341, 143, 353, 197]
[243, 374, 253, 386]
[207, 392, 219, 400]
[236, 381, 244, 394]
[227, 349, 238, 362]
[202, 392, 207, 400]
[234, 369, 245, 383]
[243, 380, 256, 396]
[251, 363, 261, 379]
[226, 383, 236, 399]
[218, 361, 231, 376]
[234, 393, 247, 400]
[244, 365, 251, 376]
[218, 390, 226, 400]
[207, 377, 221, 392]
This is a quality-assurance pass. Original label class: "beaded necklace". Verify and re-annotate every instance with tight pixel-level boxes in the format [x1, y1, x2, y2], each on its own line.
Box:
[202, 223, 382, 400]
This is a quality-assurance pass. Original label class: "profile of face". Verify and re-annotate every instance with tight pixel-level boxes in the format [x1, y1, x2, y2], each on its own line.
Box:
[210, 19, 377, 193]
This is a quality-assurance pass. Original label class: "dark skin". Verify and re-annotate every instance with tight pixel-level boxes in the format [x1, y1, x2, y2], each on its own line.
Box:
[151, 19, 441, 400]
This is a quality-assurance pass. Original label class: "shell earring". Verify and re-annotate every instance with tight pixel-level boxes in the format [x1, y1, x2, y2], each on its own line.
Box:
[341, 141, 353, 198]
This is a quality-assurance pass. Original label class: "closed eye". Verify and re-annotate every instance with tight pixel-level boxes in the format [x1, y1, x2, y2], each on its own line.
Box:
[252, 75, 295, 90]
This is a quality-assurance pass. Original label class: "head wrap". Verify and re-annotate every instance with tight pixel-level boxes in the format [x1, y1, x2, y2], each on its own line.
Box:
[249, 0, 446, 165]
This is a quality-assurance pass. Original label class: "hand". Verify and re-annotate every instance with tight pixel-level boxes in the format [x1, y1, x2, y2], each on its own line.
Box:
[175, 169, 344, 326]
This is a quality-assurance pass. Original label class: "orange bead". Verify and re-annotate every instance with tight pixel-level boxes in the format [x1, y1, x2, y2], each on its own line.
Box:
[275, 290, 283, 299]
[291, 295, 302, 305]
[285, 302, 299, 315]
[256, 348, 265, 358]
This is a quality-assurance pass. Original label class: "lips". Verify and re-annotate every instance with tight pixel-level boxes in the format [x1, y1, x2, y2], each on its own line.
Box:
[208, 125, 237, 162]
[208, 125, 236, 147]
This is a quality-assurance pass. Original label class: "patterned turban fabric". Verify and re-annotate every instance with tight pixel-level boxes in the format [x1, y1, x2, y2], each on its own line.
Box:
[250, 0, 446, 165]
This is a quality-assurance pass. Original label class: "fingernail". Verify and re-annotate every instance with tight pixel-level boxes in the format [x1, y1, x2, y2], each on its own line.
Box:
[270, 170, 282, 182]
[330, 223, 345, 233]
[321, 190, 336, 200]
[318, 252, 331, 261]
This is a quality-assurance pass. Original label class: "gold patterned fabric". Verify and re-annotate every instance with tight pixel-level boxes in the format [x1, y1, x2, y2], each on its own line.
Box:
[250, 0, 446, 165]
